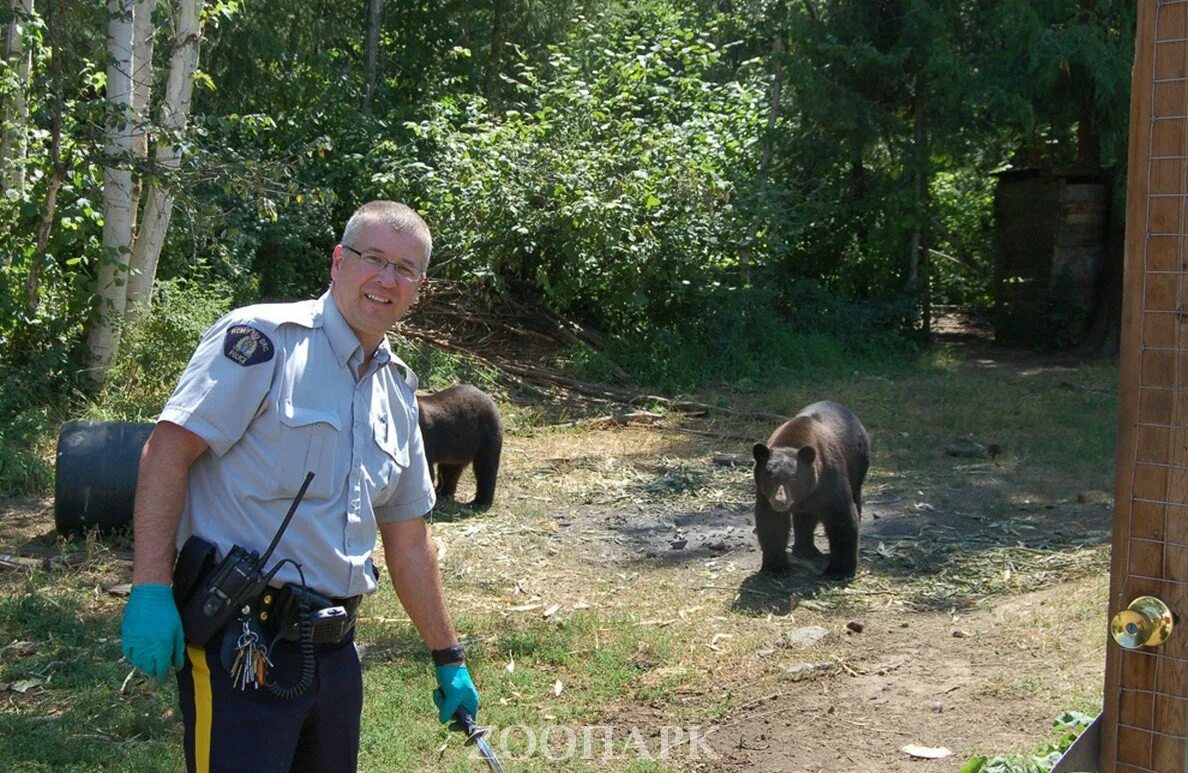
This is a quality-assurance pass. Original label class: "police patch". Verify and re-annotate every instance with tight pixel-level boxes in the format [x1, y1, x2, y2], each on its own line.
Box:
[223, 325, 274, 366]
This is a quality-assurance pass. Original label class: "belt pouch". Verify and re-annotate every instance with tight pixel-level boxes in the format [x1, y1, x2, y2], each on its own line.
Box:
[172, 535, 217, 610]
[274, 585, 337, 641]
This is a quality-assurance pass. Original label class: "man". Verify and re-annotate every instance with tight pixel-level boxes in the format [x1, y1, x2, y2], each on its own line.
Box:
[119, 201, 479, 772]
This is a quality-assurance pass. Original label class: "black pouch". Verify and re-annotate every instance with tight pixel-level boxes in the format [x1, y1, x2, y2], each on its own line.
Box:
[172, 535, 217, 610]
[273, 584, 337, 641]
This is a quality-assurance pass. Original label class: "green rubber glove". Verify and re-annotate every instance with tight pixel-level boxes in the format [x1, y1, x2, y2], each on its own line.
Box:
[120, 583, 185, 681]
[433, 663, 480, 724]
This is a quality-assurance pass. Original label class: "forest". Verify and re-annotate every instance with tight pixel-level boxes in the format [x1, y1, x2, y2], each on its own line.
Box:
[0, 0, 1134, 494]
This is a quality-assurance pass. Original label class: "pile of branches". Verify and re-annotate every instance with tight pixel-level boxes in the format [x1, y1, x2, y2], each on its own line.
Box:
[404, 278, 626, 384]
[401, 280, 786, 427]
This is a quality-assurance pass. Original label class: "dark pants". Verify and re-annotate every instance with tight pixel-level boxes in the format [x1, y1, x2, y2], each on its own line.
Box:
[176, 629, 362, 773]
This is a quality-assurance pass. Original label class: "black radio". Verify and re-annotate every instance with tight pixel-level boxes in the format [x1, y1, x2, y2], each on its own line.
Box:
[177, 472, 314, 647]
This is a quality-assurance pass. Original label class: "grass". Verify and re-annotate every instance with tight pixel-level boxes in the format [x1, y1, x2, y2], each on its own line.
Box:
[960, 710, 1098, 773]
[0, 341, 1119, 770]
[0, 539, 180, 772]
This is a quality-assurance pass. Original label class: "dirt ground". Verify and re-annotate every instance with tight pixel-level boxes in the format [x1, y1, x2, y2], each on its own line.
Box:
[482, 319, 1113, 771]
[538, 480, 1109, 771]
[706, 583, 1105, 771]
[0, 317, 1115, 771]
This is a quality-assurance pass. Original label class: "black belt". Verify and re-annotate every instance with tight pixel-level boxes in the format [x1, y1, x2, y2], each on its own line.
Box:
[255, 584, 362, 645]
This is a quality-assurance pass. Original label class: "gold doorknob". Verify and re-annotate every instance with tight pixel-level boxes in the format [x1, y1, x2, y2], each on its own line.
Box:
[1111, 596, 1175, 649]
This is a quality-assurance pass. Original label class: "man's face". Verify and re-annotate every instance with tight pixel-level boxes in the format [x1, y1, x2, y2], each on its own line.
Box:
[330, 221, 428, 350]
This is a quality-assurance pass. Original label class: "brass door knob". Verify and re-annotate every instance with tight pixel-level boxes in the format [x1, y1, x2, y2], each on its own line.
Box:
[1111, 596, 1175, 649]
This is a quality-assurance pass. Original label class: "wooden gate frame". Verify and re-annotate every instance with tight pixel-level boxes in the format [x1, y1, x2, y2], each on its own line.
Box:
[1101, 2, 1188, 769]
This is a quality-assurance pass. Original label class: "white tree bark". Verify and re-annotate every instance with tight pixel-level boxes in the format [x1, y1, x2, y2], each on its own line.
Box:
[126, 0, 203, 313]
[85, 0, 136, 382]
[1, 0, 33, 198]
[129, 0, 157, 229]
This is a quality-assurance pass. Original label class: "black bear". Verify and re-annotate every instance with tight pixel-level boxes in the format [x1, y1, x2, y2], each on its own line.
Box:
[752, 400, 870, 580]
[417, 384, 503, 509]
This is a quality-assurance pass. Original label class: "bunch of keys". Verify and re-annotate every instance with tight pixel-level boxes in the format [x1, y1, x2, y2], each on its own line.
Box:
[229, 616, 273, 690]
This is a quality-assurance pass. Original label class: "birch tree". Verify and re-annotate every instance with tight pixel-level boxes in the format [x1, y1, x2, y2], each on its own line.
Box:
[1, 0, 33, 199]
[130, 0, 156, 228]
[85, 0, 135, 381]
[126, 0, 202, 313]
[86, 0, 205, 379]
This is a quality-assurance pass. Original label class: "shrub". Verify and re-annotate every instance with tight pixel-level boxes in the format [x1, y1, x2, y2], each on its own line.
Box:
[86, 277, 234, 422]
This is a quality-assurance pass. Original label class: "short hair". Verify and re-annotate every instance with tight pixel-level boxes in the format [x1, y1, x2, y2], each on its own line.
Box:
[341, 201, 433, 267]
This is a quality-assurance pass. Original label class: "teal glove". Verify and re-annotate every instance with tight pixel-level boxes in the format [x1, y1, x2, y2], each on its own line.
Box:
[120, 583, 185, 681]
[433, 663, 480, 724]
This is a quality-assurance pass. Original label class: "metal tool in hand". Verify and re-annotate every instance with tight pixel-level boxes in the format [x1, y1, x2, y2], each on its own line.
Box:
[452, 707, 504, 772]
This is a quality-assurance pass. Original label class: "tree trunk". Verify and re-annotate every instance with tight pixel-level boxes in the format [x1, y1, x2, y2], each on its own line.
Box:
[1085, 185, 1124, 356]
[485, 0, 505, 109]
[27, 179, 61, 312]
[851, 148, 869, 250]
[920, 230, 931, 334]
[758, 32, 783, 185]
[126, 0, 203, 315]
[907, 88, 930, 334]
[363, 0, 381, 113]
[25, 0, 63, 312]
[742, 27, 784, 282]
[1074, 0, 1099, 167]
[84, 0, 135, 383]
[1, 0, 33, 201]
[129, 0, 157, 230]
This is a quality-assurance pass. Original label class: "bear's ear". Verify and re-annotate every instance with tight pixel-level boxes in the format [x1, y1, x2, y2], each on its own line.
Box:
[797, 445, 816, 466]
[753, 442, 771, 465]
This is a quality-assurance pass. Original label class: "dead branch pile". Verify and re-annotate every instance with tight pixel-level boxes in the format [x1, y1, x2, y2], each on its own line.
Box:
[401, 280, 788, 425]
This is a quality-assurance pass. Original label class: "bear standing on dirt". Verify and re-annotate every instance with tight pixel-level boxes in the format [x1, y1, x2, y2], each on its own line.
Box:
[418, 384, 504, 509]
[752, 400, 870, 580]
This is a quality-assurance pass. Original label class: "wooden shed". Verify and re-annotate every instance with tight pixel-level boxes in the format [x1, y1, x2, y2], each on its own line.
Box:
[992, 167, 1110, 346]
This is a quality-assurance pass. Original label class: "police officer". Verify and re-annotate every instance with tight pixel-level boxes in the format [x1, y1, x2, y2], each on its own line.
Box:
[119, 201, 480, 772]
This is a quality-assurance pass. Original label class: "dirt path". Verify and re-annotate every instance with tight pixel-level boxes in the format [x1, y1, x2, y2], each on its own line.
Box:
[705, 577, 1106, 771]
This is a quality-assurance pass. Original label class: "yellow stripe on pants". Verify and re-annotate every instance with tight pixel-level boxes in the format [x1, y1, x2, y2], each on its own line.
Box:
[186, 644, 212, 773]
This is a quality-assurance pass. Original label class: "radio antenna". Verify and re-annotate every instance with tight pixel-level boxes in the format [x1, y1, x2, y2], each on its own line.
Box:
[259, 472, 314, 566]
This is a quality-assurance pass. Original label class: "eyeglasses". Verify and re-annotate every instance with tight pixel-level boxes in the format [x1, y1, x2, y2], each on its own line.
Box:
[341, 244, 424, 282]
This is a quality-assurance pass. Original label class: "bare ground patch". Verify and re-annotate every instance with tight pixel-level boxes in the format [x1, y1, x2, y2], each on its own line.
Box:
[0, 340, 1116, 771]
[419, 406, 1111, 770]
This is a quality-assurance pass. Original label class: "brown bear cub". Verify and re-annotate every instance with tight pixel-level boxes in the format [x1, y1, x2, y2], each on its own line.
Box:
[417, 384, 504, 509]
[753, 401, 870, 580]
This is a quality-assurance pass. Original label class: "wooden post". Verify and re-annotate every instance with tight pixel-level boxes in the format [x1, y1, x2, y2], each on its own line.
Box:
[1101, 2, 1188, 769]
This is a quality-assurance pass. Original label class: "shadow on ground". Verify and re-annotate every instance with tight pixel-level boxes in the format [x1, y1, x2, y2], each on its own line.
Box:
[552, 483, 1112, 613]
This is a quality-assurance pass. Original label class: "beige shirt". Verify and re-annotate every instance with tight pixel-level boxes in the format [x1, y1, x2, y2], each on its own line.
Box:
[160, 291, 435, 598]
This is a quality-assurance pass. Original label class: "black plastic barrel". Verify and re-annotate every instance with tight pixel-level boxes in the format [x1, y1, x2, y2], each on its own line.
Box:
[54, 420, 154, 536]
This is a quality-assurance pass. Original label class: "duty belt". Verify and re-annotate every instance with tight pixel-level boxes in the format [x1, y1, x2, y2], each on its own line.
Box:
[255, 584, 362, 645]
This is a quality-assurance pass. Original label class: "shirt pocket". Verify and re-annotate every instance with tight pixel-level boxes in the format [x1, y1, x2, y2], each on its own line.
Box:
[275, 399, 342, 501]
[372, 410, 410, 493]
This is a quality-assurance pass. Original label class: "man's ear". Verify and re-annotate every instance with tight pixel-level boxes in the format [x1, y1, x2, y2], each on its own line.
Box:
[753, 442, 771, 465]
[797, 445, 816, 466]
[330, 244, 345, 281]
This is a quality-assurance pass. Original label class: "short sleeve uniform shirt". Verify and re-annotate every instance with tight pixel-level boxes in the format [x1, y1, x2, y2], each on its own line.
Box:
[159, 290, 436, 599]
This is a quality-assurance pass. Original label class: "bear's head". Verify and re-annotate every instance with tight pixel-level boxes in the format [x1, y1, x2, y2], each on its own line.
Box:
[752, 442, 818, 512]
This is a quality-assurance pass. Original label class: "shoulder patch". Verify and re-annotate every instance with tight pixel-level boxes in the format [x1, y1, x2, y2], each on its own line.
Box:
[223, 325, 274, 367]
